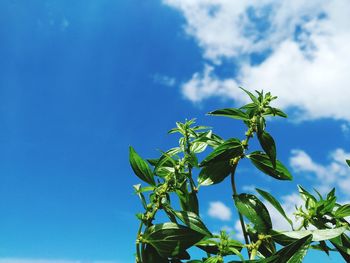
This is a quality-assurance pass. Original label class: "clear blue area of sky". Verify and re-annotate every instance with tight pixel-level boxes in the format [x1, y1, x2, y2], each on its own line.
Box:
[0, 1, 347, 262]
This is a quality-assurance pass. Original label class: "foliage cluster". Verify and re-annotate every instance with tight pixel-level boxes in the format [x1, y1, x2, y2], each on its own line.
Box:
[129, 88, 350, 262]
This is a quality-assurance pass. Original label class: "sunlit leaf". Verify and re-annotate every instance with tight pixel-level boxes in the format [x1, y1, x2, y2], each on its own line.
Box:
[248, 152, 292, 180]
[129, 146, 156, 186]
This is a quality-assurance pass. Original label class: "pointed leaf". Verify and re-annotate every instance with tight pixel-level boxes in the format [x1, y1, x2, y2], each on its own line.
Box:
[129, 146, 156, 186]
[229, 235, 312, 263]
[239, 87, 259, 104]
[264, 107, 288, 118]
[346, 159, 350, 167]
[272, 226, 347, 242]
[143, 223, 205, 258]
[200, 138, 243, 166]
[273, 234, 312, 263]
[234, 193, 272, 233]
[335, 204, 350, 218]
[198, 160, 232, 186]
[256, 188, 293, 228]
[257, 131, 277, 168]
[142, 244, 168, 263]
[248, 152, 292, 180]
[169, 210, 212, 237]
[208, 108, 249, 121]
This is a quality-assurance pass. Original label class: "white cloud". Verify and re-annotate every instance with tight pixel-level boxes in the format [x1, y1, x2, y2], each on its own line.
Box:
[290, 148, 350, 195]
[164, 0, 350, 121]
[241, 184, 258, 193]
[153, 74, 176, 87]
[0, 259, 121, 263]
[208, 201, 232, 221]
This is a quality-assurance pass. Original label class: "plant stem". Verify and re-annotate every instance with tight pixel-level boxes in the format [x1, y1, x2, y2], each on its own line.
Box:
[185, 131, 196, 192]
[231, 164, 250, 251]
[136, 221, 143, 263]
[230, 125, 255, 257]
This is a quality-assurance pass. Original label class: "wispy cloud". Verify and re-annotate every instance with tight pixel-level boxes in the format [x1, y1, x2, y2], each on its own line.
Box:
[208, 201, 232, 221]
[164, 0, 350, 121]
[152, 74, 176, 87]
[290, 148, 350, 195]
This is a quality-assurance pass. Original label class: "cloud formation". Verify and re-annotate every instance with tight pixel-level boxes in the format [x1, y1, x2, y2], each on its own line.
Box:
[290, 148, 350, 195]
[164, 0, 350, 121]
[208, 201, 232, 221]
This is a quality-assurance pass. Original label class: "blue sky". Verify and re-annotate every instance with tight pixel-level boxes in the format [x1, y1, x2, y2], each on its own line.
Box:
[0, 0, 350, 262]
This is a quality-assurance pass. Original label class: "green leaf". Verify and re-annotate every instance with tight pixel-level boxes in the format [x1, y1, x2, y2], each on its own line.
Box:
[129, 146, 156, 186]
[264, 107, 288, 118]
[204, 257, 222, 263]
[272, 226, 347, 242]
[234, 193, 272, 233]
[198, 160, 232, 186]
[168, 210, 212, 237]
[297, 185, 317, 209]
[200, 138, 243, 166]
[176, 189, 199, 215]
[257, 131, 277, 168]
[142, 244, 168, 263]
[196, 238, 220, 254]
[190, 141, 208, 153]
[239, 87, 259, 104]
[229, 235, 312, 263]
[256, 188, 293, 228]
[143, 223, 205, 258]
[346, 159, 350, 167]
[273, 234, 312, 263]
[330, 234, 350, 261]
[248, 151, 292, 180]
[208, 108, 249, 121]
[247, 226, 276, 257]
[335, 204, 350, 218]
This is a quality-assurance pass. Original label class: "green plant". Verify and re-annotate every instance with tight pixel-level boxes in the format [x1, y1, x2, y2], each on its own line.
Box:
[129, 88, 350, 262]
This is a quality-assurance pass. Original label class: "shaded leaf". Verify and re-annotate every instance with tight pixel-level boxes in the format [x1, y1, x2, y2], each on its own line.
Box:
[234, 193, 272, 233]
[264, 107, 288, 118]
[129, 146, 156, 186]
[168, 209, 212, 237]
[143, 223, 205, 258]
[200, 138, 243, 166]
[176, 189, 199, 215]
[198, 160, 232, 186]
[257, 131, 276, 168]
[142, 244, 168, 263]
[248, 152, 292, 180]
[230, 235, 312, 263]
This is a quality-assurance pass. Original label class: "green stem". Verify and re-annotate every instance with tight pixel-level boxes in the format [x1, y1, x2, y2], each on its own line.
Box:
[185, 130, 196, 192]
[230, 126, 255, 257]
[136, 221, 143, 263]
[231, 165, 250, 251]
